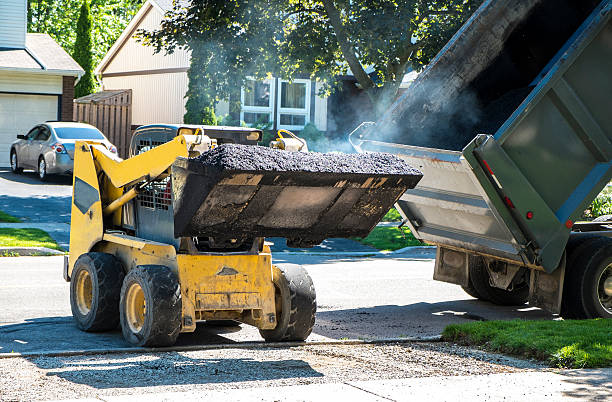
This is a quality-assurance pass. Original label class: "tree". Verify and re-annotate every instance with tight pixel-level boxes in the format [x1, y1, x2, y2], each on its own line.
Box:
[27, 0, 144, 68]
[74, 1, 96, 98]
[140, 0, 482, 120]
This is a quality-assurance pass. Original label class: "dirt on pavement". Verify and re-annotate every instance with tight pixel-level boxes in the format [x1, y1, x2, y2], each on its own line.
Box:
[0, 342, 542, 401]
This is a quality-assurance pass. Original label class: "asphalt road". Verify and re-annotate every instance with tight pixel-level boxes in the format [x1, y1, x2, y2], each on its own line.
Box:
[0, 254, 554, 355]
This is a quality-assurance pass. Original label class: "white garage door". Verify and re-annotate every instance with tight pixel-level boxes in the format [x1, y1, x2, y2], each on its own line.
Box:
[0, 93, 58, 167]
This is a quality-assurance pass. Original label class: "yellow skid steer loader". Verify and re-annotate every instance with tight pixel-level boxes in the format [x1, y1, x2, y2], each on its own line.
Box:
[64, 124, 421, 346]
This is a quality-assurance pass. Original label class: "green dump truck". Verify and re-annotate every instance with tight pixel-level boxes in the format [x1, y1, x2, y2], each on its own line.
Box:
[351, 0, 612, 318]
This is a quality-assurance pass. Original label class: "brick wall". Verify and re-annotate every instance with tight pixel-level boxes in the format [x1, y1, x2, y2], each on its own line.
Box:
[61, 76, 75, 121]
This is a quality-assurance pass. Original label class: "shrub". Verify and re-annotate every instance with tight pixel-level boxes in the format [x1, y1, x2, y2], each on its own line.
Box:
[298, 123, 329, 152]
[583, 185, 612, 219]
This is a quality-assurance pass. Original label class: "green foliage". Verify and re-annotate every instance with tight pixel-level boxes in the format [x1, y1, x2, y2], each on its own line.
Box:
[140, 0, 482, 118]
[583, 185, 612, 219]
[356, 226, 423, 251]
[27, 0, 144, 71]
[299, 123, 329, 152]
[382, 208, 402, 222]
[0, 228, 63, 251]
[0, 211, 21, 223]
[442, 319, 612, 368]
[184, 45, 218, 125]
[74, 1, 95, 98]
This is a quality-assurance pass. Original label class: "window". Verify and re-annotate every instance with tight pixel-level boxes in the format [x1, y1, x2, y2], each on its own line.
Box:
[35, 127, 51, 142]
[54, 127, 105, 140]
[26, 127, 40, 141]
[241, 78, 274, 126]
[277, 79, 310, 130]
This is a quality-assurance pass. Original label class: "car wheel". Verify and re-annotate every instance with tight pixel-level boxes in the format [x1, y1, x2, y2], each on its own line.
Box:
[10, 150, 22, 173]
[38, 156, 48, 181]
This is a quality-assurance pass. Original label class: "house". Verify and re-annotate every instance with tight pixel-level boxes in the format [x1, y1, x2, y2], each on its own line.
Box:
[95, 0, 328, 133]
[0, 0, 84, 167]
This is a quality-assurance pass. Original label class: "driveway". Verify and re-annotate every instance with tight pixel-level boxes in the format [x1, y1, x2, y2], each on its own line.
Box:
[0, 168, 72, 249]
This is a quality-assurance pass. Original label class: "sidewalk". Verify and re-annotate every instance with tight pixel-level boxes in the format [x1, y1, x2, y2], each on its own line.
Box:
[49, 369, 612, 401]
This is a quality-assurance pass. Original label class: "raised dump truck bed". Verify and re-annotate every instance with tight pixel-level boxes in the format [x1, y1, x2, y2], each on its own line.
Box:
[353, 0, 612, 317]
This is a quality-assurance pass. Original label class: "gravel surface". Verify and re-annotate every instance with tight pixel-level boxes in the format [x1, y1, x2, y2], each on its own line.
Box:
[194, 144, 422, 176]
[0, 342, 542, 401]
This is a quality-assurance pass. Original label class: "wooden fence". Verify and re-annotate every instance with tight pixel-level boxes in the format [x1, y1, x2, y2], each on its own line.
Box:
[73, 90, 133, 158]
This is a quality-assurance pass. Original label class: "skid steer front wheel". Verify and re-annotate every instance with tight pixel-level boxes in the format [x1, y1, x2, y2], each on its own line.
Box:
[119, 265, 182, 347]
[70, 252, 125, 331]
[259, 264, 316, 342]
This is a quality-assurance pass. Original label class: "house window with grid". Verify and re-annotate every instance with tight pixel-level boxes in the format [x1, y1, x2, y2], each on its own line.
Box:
[277, 79, 310, 130]
[241, 78, 274, 126]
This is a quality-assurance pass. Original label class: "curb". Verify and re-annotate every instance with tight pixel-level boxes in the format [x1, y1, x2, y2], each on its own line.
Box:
[0, 247, 64, 256]
[0, 335, 443, 359]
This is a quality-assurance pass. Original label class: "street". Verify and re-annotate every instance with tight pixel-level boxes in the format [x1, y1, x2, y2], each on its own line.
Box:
[0, 254, 555, 354]
[1, 255, 611, 401]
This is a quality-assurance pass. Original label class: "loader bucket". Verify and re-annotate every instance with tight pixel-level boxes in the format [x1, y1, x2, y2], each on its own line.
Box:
[171, 144, 422, 248]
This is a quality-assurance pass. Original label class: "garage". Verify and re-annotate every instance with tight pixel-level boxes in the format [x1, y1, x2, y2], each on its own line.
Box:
[0, 93, 59, 167]
[0, 27, 84, 168]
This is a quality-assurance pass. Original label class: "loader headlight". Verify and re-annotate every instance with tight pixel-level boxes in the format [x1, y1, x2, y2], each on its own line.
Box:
[246, 131, 261, 141]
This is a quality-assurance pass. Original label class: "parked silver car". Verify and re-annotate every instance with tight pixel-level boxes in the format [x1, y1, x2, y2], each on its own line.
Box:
[10, 122, 117, 181]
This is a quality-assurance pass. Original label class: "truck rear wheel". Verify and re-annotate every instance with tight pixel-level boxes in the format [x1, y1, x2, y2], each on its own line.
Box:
[461, 278, 482, 299]
[119, 265, 182, 347]
[70, 252, 125, 331]
[259, 264, 316, 342]
[462, 256, 484, 299]
[563, 237, 612, 319]
[469, 257, 529, 306]
[561, 236, 604, 318]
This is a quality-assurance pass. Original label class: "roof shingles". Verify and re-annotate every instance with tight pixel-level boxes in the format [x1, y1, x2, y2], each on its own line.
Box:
[0, 33, 83, 75]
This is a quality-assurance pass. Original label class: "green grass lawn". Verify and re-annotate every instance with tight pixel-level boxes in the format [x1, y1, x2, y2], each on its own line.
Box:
[0, 210, 21, 223]
[355, 225, 423, 251]
[443, 319, 612, 368]
[0, 228, 63, 252]
[381, 207, 402, 222]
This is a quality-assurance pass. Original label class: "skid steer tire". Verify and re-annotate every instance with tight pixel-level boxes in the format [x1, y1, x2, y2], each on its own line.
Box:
[259, 264, 316, 342]
[70, 252, 125, 332]
[469, 257, 529, 306]
[563, 237, 612, 319]
[120, 265, 182, 347]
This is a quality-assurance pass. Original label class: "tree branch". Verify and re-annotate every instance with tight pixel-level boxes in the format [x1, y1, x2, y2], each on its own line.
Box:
[320, 0, 374, 90]
[283, 5, 325, 20]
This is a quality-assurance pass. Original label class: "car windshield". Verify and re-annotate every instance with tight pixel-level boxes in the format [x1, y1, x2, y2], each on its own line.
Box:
[54, 127, 105, 140]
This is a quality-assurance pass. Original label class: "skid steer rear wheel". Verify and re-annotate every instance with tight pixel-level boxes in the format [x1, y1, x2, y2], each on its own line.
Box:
[70, 252, 125, 331]
[469, 257, 529, 306]
[119, 265, 182, 347]
[259, 264, 316, 342]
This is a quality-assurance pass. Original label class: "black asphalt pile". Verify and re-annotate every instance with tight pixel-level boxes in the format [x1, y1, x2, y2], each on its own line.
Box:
[172, 144, 422, 247]
[194, 143, 421, 176]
